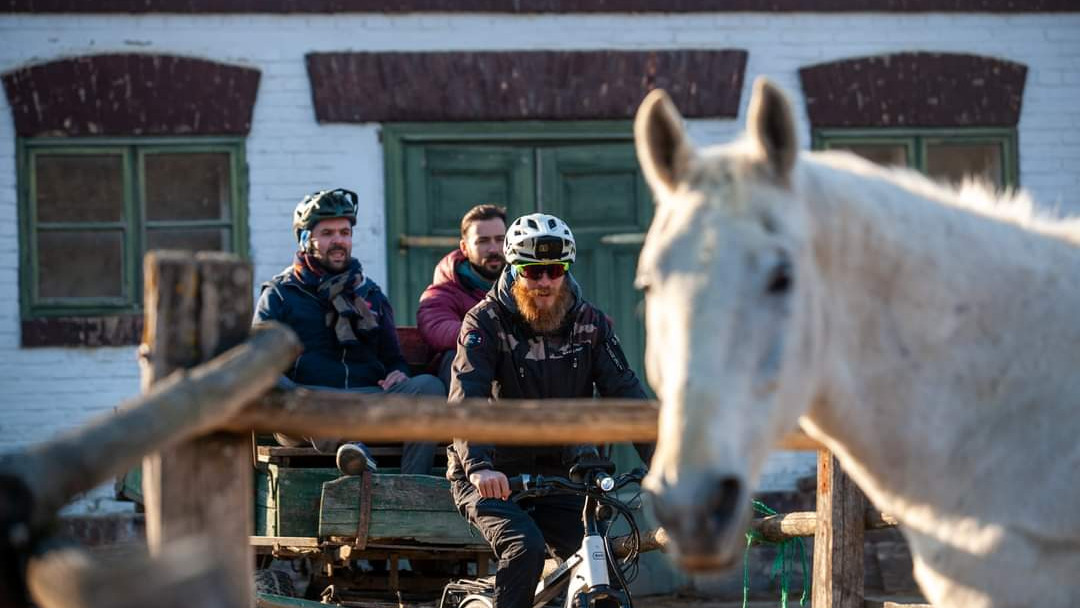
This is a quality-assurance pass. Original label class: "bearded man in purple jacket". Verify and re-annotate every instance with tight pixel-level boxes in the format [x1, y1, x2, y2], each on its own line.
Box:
[417, 204, 507, 387]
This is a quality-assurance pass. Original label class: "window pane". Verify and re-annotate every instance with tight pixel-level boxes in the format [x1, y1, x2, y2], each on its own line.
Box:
[38, 230, 124, 298]
[35, 154, 124, 223]
[146, 227, 228, 252]
[926, 143, 1004, 187]
[831, 144, 909, 168]
[145, 153, 232, 221]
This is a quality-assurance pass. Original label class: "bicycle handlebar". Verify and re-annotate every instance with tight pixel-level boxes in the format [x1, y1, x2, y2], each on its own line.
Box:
[507, 468, 646, 498]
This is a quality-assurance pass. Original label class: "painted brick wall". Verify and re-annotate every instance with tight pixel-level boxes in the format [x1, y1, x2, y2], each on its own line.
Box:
[1, 13, 1077, 510]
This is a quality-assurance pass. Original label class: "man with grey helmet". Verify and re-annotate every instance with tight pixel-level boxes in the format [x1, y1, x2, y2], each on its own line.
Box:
[447, 213, 649, 608]
[254, 188, 441, 476]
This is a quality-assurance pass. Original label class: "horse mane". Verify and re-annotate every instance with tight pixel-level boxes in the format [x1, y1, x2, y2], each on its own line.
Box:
[806, 149, 1080, 246]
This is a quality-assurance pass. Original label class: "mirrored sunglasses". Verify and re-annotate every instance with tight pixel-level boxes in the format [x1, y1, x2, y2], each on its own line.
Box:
[515, 262, 570, 280]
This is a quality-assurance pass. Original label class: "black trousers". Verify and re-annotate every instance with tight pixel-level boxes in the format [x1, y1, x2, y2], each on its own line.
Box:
[451, 479, 585, 608]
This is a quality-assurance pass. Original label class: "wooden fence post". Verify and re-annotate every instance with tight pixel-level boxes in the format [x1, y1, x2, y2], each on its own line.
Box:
[141, 251, 254, 608]
[813, 449, 866, 608]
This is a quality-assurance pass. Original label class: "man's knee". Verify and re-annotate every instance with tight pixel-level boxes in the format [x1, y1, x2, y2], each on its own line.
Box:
[405, 373, 445, 396]
[500, 524, 547, 564]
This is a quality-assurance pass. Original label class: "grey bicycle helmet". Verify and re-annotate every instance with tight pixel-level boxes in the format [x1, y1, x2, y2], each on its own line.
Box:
[503, 213, 576, 264]
[293, 188, 358, 242]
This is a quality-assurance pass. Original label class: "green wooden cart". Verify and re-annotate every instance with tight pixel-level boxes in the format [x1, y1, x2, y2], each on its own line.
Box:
[251, 443, 493, 601]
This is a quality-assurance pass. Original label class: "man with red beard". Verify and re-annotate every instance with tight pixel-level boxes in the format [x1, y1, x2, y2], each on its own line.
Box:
[417, 204, 507, 388]
[254, 188, 441, 476]
[446, 213, 648, 608]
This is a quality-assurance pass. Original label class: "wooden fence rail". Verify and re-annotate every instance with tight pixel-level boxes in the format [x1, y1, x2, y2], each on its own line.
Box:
[228, 391, 822, 449]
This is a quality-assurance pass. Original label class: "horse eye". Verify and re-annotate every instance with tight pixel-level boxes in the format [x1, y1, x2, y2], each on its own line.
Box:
[766, 260, 792, 295]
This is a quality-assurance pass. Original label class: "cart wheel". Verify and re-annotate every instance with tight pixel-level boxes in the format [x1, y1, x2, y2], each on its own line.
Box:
[255, 568, 296, 598]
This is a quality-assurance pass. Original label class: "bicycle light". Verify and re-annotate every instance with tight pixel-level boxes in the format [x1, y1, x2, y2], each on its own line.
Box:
[597, 475, 615, 492]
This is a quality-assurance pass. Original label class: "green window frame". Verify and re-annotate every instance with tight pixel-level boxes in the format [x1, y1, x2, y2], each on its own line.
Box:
[812, 128, 1019, 189]
[17, 137, 249, 319]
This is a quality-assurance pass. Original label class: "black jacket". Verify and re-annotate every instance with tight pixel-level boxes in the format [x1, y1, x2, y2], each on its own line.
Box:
[447, 267, 647, 480]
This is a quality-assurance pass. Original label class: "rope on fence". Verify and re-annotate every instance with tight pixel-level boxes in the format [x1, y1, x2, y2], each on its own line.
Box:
[743, 500, 810, 608]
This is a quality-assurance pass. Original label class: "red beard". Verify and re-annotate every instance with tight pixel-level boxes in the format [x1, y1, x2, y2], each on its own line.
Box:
[512, 280, 573, 334]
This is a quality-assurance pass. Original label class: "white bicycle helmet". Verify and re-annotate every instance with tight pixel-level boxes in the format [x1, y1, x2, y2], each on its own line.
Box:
[504, 213, 576, 264]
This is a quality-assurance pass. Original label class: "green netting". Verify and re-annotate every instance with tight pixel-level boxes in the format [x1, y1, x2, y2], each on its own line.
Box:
[743, 500, 810, 608]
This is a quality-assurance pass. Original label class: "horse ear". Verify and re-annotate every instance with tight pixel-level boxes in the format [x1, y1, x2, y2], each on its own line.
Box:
[747, 77, 798, 181]
[635, 88, 694, 198]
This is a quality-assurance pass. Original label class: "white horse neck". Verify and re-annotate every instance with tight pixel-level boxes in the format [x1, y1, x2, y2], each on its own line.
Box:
[796, 153, 1080, 528]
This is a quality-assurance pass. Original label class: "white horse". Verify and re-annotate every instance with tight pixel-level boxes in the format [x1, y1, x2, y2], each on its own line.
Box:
[633, 78, 1080, 607]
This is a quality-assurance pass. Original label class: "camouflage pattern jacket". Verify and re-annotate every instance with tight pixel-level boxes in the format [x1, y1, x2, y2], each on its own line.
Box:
[447, 267, 647, 481]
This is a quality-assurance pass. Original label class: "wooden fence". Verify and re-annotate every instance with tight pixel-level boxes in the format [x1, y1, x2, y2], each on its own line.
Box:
[0, 252, 922, 608]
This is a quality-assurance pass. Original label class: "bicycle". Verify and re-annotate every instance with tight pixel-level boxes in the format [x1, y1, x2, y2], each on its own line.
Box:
[438, 460, 648, 608]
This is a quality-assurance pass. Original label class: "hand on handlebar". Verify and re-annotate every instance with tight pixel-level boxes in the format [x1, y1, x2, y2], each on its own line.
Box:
[469, 469, 511, 500]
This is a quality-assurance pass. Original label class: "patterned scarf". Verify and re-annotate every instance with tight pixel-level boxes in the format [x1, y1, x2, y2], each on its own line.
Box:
[293, 252, 378, 344]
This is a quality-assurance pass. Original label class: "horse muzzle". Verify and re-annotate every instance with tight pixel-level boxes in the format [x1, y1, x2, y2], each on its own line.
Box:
[646, 472, 748, 572]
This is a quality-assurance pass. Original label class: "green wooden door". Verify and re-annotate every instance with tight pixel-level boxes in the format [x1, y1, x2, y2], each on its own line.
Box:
[538, 143, 653, 389]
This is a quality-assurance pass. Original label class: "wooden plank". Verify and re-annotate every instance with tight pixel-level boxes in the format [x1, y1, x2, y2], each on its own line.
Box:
[323, 474, 458, 512]
[319, 474, 481, 544]
[813, 450, 867, 608]
[372, 511, 480, 545]
[273, 467, 339, 537]
[348, 544, 490, 555]
[232, 394, 824, 450]
[256, 594, 327, 608]
[249, 536, 321, 548]
[141, 251, 257, 608]
[863, 600, 933, 608]
[256, 446, 321, 460]
[254, 468, 272, 536]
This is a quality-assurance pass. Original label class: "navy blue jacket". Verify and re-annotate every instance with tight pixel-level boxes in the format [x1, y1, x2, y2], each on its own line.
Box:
[254, 265, 409, 389]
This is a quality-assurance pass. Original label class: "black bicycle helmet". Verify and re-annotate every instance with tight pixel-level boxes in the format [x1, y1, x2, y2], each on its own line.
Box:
[293, 188, 358, 242]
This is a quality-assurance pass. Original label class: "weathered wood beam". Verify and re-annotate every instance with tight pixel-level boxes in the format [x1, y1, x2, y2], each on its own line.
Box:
[141, 251, 275, 608]
[612, 526, 668, 558]
[752, 508, 897, 543]
[26, 537, 232, 608]
[607, 503, 898, 559]
[813, 450, 867, 608]
[0, 321, 299, 530]
[229, 391, 821, 449]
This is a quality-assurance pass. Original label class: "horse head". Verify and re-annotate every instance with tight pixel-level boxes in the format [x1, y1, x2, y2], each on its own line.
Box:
[634, 78, 824, 571]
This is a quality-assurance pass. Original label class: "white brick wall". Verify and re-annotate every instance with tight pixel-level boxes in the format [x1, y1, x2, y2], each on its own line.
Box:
[1, 13, 1078, 504]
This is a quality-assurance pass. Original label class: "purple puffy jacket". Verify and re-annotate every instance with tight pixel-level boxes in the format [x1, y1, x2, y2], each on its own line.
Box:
[417, 250, 489, 353]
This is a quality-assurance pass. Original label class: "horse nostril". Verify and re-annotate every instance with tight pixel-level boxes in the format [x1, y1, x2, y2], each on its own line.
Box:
[704, 477, 743, 532]
[647, 476, 744, 540]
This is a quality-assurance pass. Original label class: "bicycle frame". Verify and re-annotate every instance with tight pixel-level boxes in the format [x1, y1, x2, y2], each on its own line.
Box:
[530, 491, 630, 608]
[441, 467, 643, 608]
